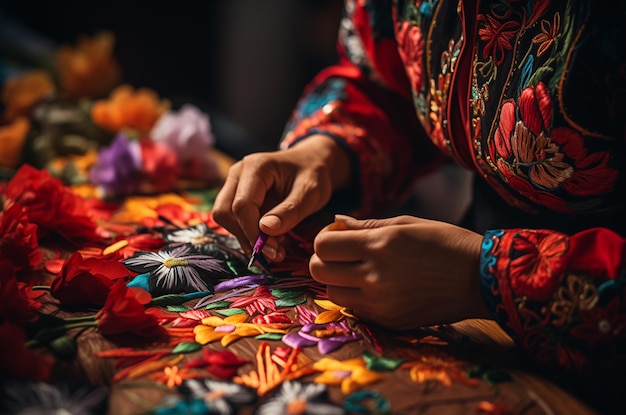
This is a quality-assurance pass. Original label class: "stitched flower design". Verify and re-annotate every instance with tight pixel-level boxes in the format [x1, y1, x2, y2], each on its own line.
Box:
[550, 274, 598, 327]
[492, 82, 618, 212]
[397, 21, 425, 92]
[257, 381, 344, 415]
[193, 313, 286, 347]
[282, 321, 361, 354]
[164, 223, 244, 262]
[312, 357, 384, 395]
[477, 13, 520, 65]
[506, 229, 568, 301]
[175, 378, 256, 415]
[532, 13, 560, 56]
[123, 245, 230, 295]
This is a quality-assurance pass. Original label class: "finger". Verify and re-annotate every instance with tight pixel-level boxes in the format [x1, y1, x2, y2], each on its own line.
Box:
[312, 229, 369, 262]
[260, 174, 328, 235]
[324, 285, 369, 314]
[231, 157, 275, 245]
[309, 253, 367, 287]
[333, 214, 420, 230]
[213, 164, 252, 253]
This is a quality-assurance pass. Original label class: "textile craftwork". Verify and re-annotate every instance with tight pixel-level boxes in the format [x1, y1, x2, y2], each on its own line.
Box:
[0, 30, 566, 414]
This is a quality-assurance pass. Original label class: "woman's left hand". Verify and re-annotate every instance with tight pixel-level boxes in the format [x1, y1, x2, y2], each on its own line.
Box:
[309, 215, 490, 330]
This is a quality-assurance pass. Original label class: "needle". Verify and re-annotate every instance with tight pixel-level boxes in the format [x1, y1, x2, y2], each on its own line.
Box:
[248, 232, 271, 274]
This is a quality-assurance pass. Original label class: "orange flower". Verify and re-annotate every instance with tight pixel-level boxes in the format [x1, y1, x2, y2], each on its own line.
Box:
[0, 117, 30, 168]
[1, 70, 55, 120]
[56, 31, 121, 99]
[91, 85, 170, 134]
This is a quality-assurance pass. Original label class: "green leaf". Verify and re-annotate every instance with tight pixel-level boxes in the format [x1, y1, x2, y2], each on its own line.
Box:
[215, 308, 246, 316]
[270, 289, 304, 299]
[363, 351, 404, 371]
[150, 294, 188, 307]
[255, 333, 284, 341]
[172, 342, 202, 354]
[275, 297, 307, 308]
[167, 305, 190, 312]
[206, 301, 232, 310]
[49, 336, 78, 359]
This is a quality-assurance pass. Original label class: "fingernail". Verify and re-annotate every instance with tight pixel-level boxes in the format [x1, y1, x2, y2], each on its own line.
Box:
[262, 245, 277, 260]
[260, 215, 281, 230]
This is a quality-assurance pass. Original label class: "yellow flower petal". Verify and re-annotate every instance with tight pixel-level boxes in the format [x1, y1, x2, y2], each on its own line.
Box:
[315, 310, 343, 324]
[224, 313, 250, 324]
[193, 325, 224, 345]
[314, 299, 342, 311]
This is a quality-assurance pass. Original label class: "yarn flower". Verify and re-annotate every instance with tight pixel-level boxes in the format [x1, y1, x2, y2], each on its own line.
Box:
[256, 381, 344, 415]
[312, 357, 384, 395]
[173, 378, 256, 414]
[96, 280, 165, 345]
[123, 245, 231, 295]
[151, 104, 214, 159]
[193, 313, 286, 347]
[88, 133, 142, 196]
[282, 320, 360, 354]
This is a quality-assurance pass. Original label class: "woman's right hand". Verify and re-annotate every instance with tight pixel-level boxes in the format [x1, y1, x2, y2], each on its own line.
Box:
[212, 134, 351, 262]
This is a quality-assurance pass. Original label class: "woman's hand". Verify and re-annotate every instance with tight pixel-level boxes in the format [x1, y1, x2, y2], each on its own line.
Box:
[213, 135, 350, 260]
[309, 215, 490, 330]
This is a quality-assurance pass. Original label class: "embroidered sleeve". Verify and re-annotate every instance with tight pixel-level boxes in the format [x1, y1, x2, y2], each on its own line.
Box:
[479, 227, 626, 372]
[279, 0, 443, 216]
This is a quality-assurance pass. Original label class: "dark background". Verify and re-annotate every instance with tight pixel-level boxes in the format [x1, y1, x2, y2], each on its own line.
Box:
[0, 1, 343, 158]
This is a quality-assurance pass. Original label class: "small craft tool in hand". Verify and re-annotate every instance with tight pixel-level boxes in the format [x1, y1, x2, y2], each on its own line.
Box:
[248, 232, 271, 274]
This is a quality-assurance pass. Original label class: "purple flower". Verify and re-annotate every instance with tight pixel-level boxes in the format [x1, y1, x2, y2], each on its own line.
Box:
[150, 105, 219, 182]
[282, 320, 360, 354]
[89, 133, 142, 195]
[151, 104, 214, 158]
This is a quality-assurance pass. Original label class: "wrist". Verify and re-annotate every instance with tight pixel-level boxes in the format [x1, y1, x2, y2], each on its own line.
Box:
[291, 134, 352, 190]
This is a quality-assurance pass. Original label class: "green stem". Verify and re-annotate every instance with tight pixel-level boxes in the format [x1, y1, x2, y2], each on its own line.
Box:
[26, 320, 99, 348]
[62, 314, 98, 323]
[31, 285, 51, 291]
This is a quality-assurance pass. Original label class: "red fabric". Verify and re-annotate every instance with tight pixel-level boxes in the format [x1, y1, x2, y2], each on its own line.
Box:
[563, 228, 626, 280]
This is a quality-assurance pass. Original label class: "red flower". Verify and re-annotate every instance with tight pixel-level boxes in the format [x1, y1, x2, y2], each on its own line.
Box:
[478, 13, 520, 65]
[508, 230, 568, 300]
[50, 252, 131, 307]
[0, 321, 54, 381]
[0, 203, 43, 275]
[0, 260, 40, 325]
[184, 348, 249, 379]
[3, 165, 100, 244]
[139, 139, 179, 193]
[492, 83, 618, 212]
[96, 280, 165, 344]
[396, 21, 425, 92]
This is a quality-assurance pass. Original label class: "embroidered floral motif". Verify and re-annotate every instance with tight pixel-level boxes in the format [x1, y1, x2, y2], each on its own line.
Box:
[397, 21, 425, 92]
[477, 12, 520, 66]
[256, 381, 344, 415]
[491, 83, 618, 212]
[123, 245, 231, 295]
[312, 357, 384, 395]
[532, 13, 561, 57]
[551, 274, 599, 327]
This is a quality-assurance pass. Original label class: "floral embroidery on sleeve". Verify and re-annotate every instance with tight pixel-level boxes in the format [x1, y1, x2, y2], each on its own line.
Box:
[480, 228, 626, 371]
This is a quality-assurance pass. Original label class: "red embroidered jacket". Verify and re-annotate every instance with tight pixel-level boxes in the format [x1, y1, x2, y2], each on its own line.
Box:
[281, 0, 625, 400]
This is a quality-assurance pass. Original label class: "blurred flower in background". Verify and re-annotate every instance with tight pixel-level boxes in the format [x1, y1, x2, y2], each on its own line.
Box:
[0, 22, 223, 197]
